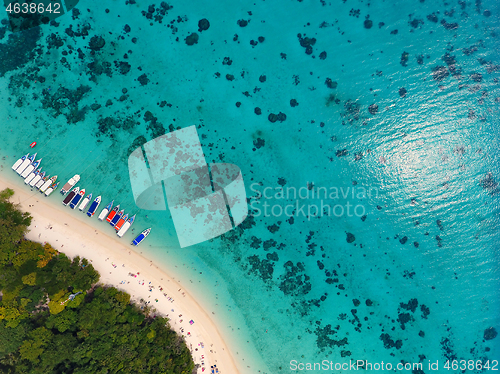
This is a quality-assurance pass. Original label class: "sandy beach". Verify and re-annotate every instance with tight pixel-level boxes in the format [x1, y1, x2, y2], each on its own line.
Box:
[0, 175, 239, 374]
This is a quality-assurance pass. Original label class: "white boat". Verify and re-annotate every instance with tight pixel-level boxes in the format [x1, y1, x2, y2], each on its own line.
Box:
[20, 158, 41, 178]
[40, 176, 57, 192]
[12, 153, 29, 171]
[78, 193, 92, 211]
[60, 174, 80, 195]
[98, 200, 113, 221]
[29, 171, 45, 187]
[34, 174, 48, 189]
[16, 153, 36, 175]
[117, 214, 135, 238]
[44, 182, 59, 196]
[24, 168, 40, 184]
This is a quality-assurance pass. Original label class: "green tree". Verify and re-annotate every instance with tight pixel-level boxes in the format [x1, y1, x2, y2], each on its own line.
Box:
[21, 272, 36, 286]
[18, 327, 52, 364]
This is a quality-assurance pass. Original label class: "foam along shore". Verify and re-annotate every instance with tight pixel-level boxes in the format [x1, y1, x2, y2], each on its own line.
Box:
[0, 176, 239, 374]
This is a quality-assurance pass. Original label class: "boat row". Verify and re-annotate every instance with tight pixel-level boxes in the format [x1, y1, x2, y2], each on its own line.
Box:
[12, 153, 59, 196]
[62, 187, 151, 244]
[12, 152, 151, 245]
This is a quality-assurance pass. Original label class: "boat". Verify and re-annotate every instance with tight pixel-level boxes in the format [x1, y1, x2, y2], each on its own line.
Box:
[39, 175, 57, 192]
[110, 209, 124, 226]
[44, 182, 59, 196]
[60, 174, 80, 195]
[117, 215, 135, 237]
[62, 187, 79, 206]
[20, 158, 41, 178]
[12, 153, 29, 171]
[29, 170, 45, 187]
[15, 153, 35, 174]
[114, 213, 128, 230]
[86, 196, 102, 217]
[70, 189, 85, 209]
[34, 173, 49, 189]
[132, 228, 151, 246]
[98, 200, 113, 221]
[106, 204, 120, 223]
[30, 142, 36, 148]
[24, 168, 40, 185]
[78, 193, 92, 211]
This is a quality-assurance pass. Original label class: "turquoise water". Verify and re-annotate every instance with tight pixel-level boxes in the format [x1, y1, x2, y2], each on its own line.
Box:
[1, 0, 499, 372]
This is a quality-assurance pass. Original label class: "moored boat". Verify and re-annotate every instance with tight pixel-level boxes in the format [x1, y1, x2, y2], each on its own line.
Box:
[98, 200, 113, 221]
[110, 209, 124, 226]
[78, 193, 92, 211]
[132, 228, 151, 246]
[12, 153, 29, 171]
[20, 158, 41, 178]
[15, 153, 36, 175]
[34, 173, 49, 189]
[87, 196, 102, 217]
[60, 174, 80, 195]
[29, 170, 45, 187]
[40, 176, 57, 192]
[62, 187, 79, 206]
[44, 182, 59, 196]
[117, 215, 135, 237]
[70, 188, 85, 209]
[24, 168, 40, 185]
[106, 204, 120, 223]
[114, 213, 128, 230]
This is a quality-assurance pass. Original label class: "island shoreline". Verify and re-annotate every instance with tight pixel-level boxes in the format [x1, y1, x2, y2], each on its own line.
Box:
[0, 174, 240, 374]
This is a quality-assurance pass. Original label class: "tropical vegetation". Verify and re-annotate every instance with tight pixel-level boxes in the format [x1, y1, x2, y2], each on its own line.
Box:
[0, 188, 195, 373]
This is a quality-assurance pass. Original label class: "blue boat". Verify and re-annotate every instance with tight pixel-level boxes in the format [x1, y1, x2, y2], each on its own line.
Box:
[132, 228, 151, 246]
[110, 209, 124, 226]
[70, 189, 85, 209]
[87, 196, 102, 217]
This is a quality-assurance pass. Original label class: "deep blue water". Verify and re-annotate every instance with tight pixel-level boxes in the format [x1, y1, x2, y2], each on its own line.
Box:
[0, 0, 499, 372]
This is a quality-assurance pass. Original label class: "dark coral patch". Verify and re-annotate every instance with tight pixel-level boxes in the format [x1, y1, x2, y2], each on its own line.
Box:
[185, 33, 199, 45]
[198, 18, 210, 32]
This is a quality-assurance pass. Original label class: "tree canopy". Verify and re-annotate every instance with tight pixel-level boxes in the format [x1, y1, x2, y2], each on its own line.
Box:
[0, 188, 195, 373]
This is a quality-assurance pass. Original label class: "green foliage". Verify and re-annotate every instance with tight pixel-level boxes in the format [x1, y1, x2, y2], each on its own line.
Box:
[0, 188, 195, 373]
[0, 189, 32, 267]
[21, 273, 36, 286]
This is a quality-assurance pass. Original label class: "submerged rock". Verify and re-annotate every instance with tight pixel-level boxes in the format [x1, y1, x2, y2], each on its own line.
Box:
[89, 35, 105, 51]
[198, 18, 210, 32]
[346, 232, 355, 243]
[138, 73, 149, 85]
[185, 33, 199, 45]
[325, 78, 338, 89]
[484, 327, 497, 340]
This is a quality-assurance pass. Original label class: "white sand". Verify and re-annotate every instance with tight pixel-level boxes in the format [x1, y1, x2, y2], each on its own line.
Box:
[0, 177, 238, 374]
